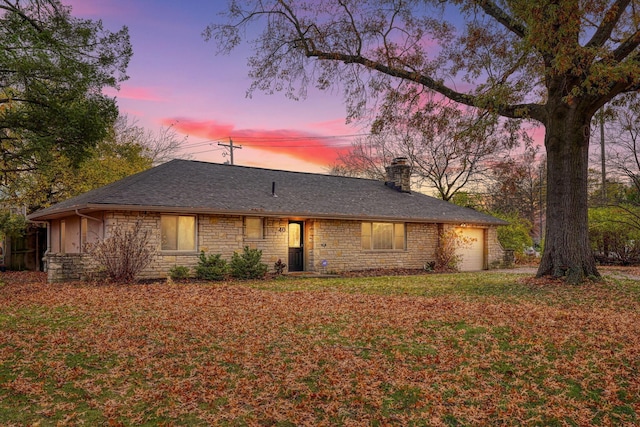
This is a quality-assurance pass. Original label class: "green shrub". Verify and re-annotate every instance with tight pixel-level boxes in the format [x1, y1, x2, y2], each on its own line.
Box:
[230, 246, 268, 279]
[168, 265, 190, 281]
[194, 251, 228, 281]
[492, 212, 534, 253]
[589, 206, 640, 264]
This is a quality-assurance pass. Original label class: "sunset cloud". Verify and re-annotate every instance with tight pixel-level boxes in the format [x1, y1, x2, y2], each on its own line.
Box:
[166, 118, 353, 167]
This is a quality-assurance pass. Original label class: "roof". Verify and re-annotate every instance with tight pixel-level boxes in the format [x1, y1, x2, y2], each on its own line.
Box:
[27, 159, 507, 225]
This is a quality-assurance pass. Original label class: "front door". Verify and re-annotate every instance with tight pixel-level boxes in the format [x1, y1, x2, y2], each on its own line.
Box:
[288, 221, 304, 271]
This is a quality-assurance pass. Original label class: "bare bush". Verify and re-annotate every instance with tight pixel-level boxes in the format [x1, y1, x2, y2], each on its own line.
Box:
[435, 229, 476, 272]
[86, 219, 155, 282]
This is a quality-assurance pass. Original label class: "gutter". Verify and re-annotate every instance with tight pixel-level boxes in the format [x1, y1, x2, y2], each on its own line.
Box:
[29, 204, 506, 227]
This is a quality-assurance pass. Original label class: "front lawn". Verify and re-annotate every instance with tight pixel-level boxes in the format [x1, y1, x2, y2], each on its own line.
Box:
[0, 271, 638, 426]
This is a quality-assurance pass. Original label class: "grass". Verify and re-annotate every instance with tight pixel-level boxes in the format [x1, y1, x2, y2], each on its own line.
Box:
[0, 270, 639, 426]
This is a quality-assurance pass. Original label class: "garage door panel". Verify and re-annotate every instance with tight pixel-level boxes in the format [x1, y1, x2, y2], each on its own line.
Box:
[455, 228, 484, 271]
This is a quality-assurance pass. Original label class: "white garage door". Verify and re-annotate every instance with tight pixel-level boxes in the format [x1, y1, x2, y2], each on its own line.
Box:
[455, 228, 485, 271]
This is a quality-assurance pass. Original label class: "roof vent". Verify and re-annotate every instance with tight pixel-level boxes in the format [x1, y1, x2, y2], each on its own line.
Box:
[272, 181, 278, 197]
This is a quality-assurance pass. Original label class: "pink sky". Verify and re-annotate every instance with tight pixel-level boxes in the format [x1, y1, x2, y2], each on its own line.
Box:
[66, 0, 358, 173]
[67, 1, 545, 173]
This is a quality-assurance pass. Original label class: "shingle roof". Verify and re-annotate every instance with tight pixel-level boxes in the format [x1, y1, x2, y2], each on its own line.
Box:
[27, 159, 506, 225]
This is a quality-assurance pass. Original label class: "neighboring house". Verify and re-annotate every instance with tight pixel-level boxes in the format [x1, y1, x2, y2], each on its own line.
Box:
[1, 225, 47, 271]
[27, 158, 507, 282]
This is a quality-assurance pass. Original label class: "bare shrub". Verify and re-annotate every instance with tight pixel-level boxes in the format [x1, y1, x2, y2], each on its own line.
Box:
[86, 219, 155, 282]
[435, 229, 476, 272]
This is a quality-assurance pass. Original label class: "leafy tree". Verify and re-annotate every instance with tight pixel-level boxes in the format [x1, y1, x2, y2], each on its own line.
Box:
[3, 115, 185, 212]
[0, 209, 27, 239]
[0, 0, 131, 178]
[492, 212, 534, 254]
[450, 191, 484, 210]
[208, 1, 640, 283]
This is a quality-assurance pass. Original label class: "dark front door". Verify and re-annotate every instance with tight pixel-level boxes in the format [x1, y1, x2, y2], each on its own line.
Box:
[288, 221, 304, 271]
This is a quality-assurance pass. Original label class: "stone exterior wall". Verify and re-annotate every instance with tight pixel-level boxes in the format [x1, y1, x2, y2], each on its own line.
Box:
[486, 226, 506, 268]
[46, 253, 99, 283]
[44, 210, 505, 281]
[308, 220, 439, 273]
[96, 212, 291, 280]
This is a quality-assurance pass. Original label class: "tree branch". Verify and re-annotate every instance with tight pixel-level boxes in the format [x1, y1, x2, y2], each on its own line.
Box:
[477, 0, 527, 38]
[585, 0, 631, 49]
[611, 28, 640, 62]
[0, 0, 44, 33]
[308, 47, 543, 120]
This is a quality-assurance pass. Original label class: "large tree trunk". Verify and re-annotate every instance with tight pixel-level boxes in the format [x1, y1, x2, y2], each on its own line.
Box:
[537, 104, 600, 283]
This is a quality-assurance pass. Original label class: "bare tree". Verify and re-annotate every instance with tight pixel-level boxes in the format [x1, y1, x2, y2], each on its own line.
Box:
[113, 115, 188, 165]
[333, 101, 519, 200]
[601, 101, 640, 199]
[330, 132, 398, 180]
[208, 0, 640, 282]
[485, 146, 542, 224]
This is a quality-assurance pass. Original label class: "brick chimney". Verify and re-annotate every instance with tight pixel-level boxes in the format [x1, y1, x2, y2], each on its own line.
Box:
[385, 157, 411, 193]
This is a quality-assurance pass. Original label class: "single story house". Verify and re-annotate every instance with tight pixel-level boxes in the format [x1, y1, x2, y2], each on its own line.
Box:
[27, 158, 507, 282]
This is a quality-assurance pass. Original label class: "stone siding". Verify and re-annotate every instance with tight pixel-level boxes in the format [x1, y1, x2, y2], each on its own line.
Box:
[486, 226, 506, 268]
[308, 220, 439, 273]
[46, 253, 100, 283]
[93, 212, 290, 279]
[44, 210, 505, 281]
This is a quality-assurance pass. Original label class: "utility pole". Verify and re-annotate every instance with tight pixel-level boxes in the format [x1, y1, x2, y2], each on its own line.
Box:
[539, 162, 544, 245]
[600, 112, 607, 204]
[218, 138, 242, 165]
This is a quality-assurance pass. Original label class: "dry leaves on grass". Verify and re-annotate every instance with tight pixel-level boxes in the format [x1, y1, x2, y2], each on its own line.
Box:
[0, 271, 639, 426]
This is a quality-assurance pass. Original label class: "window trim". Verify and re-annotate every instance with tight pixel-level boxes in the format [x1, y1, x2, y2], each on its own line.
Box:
[361, 221, 406, 251]
[160, 214, 197, 252]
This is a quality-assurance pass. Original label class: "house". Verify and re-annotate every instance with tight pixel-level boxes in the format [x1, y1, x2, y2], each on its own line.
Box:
[27, 158, 507, 282]
[1, 225, 47, 271]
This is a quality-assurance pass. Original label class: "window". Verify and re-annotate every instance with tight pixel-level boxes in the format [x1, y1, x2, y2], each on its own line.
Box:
[361, 222, 405, 250]
[245, 217, 264, 239]
[288, 222, 301, 248]
[161, 215, 196, 251]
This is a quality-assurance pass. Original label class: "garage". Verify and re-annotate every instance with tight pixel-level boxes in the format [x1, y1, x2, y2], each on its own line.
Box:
[455, 227, 485, 271]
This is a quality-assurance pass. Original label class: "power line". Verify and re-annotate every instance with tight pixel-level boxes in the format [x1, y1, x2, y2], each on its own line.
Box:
[222, 133, 370, 141]
[240, 142, 354, 148]
[175, 132, 370, 150]
[187, 147, 225, 156]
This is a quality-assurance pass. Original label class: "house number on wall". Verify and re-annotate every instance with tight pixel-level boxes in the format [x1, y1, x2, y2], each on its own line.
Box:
[278, 227, 286, 232]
